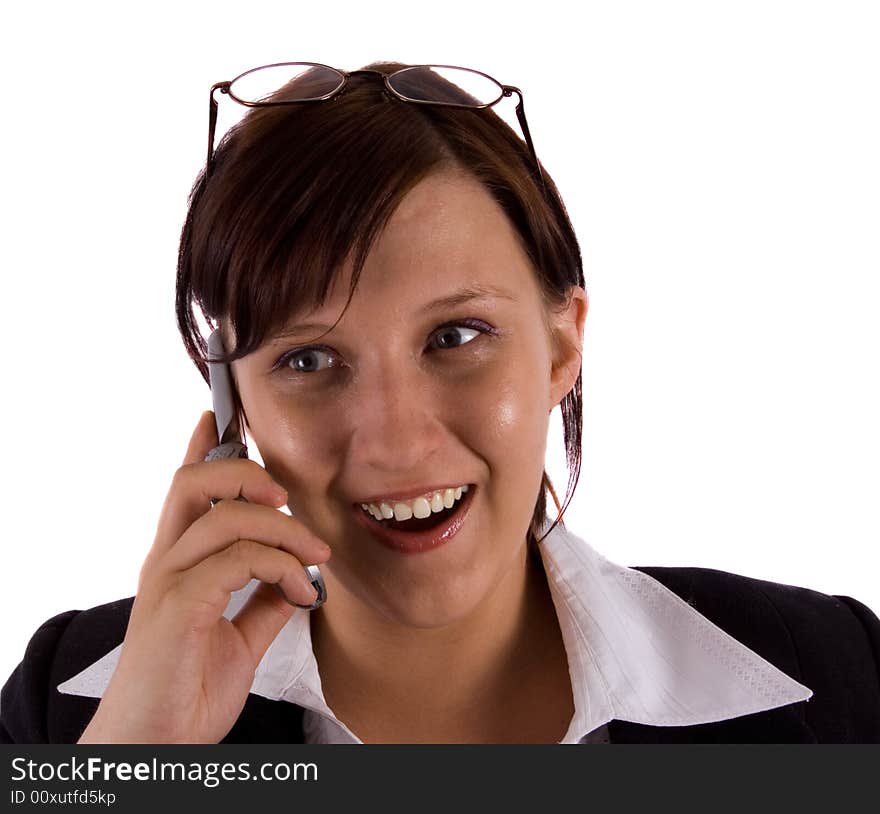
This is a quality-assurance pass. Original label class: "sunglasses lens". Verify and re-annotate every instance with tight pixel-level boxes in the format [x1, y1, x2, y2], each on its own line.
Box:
[228, 63, 345, 104]
[387, 66, 503, 107]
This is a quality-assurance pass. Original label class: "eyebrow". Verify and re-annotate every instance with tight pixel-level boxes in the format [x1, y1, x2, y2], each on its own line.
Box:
[271, 283, 516, 340]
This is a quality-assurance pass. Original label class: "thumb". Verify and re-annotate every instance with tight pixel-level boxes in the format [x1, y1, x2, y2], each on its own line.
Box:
[182, 410, 220, 466]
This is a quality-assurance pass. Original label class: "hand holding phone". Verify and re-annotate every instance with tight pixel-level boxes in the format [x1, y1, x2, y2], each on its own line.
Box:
[202, 329, 326, 610]
[78, 411, 331, 743]
[76, 334, 330, 744]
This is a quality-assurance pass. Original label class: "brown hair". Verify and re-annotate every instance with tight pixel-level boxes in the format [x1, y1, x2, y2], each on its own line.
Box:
[176, 60, 585, 559]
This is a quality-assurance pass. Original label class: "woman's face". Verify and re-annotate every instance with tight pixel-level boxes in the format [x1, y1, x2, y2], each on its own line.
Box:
[230, 170, 587, 628]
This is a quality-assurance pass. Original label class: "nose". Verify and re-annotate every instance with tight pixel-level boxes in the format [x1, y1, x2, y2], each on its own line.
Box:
[343, 362, 448, 477]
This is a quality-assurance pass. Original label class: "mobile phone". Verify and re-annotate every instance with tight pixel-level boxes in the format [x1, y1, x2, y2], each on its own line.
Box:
[204, 328, 326, 610]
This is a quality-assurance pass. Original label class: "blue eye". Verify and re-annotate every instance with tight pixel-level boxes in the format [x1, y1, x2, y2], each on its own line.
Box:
[279, 347, 338, 374]
[274, 319, 494, 375]
[430, 323, 482, 350]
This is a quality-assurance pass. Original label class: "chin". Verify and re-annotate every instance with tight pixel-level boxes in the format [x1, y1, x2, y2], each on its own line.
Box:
[353, 567, 492, 630]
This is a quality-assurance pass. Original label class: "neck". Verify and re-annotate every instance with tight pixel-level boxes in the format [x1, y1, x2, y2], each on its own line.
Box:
[310, 542, 565, 738]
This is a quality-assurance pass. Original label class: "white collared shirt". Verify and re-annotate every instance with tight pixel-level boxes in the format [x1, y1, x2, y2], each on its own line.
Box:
[57, 521, 813, 743]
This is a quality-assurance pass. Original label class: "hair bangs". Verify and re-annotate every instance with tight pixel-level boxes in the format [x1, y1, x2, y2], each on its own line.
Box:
[186, 85, 458, 367]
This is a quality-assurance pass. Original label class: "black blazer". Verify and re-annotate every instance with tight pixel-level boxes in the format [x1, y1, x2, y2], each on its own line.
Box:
[3, 566, 879, 744]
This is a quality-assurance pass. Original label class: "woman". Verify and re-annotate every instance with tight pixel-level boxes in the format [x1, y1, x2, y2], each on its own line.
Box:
[2, 61, 878, 744]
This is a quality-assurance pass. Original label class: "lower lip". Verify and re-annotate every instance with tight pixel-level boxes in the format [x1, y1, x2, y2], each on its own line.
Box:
[351, 486, 476, 555]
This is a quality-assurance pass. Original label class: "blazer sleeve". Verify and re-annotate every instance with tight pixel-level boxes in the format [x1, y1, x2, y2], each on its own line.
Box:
[832, 594, 880, 732]
[0, 596, 309, 744]
[758, 583, 880, 743]
[1, 610, 80, 744]
[836, 594, 880, 670]
[2, 597, 132, 744]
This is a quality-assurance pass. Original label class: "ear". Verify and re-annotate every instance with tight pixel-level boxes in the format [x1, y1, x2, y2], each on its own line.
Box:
[547, 286, 588, 411]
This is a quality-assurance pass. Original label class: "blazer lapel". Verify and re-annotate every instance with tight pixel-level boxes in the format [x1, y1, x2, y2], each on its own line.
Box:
[606, 702, 815, 743]
[222, 694, 307, 743]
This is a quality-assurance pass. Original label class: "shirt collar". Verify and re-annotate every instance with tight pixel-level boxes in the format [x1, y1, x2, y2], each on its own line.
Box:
[57, 522, 812, 741]
[539, 522, 812, 740]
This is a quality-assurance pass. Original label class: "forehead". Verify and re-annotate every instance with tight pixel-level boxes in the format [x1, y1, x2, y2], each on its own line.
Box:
[386, 170, 503, 229]
[380, 170, 516, 247]
[331, 170, 536, 300]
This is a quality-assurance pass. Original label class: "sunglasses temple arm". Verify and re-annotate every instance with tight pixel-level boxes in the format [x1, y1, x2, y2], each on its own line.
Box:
[207, 82, 229, 181]
[508, 89, 547, 195]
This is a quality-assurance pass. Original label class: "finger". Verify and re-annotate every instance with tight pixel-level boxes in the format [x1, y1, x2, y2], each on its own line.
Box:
[175, 540, 320, 618]
[153, 458, 288, 556]
[230, 581, 300, 664]
[162, 498, 331, 574]
[182, 411, 220, 467]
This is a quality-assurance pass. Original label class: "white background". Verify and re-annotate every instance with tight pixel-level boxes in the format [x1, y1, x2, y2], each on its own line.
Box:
[1, 0, 877, 682]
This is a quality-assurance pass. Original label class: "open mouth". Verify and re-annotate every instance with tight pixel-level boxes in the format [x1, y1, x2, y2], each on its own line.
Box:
[369, 498, 462, 532]
[352, 485, 476, 554]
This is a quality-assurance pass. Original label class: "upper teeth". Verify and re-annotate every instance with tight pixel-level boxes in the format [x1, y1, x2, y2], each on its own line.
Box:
[360, 485, 469, 522]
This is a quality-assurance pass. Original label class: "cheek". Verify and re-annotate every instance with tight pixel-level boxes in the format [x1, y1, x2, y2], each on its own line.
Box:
[238, 386, 331, 494]
[461, 350, 550, 473]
